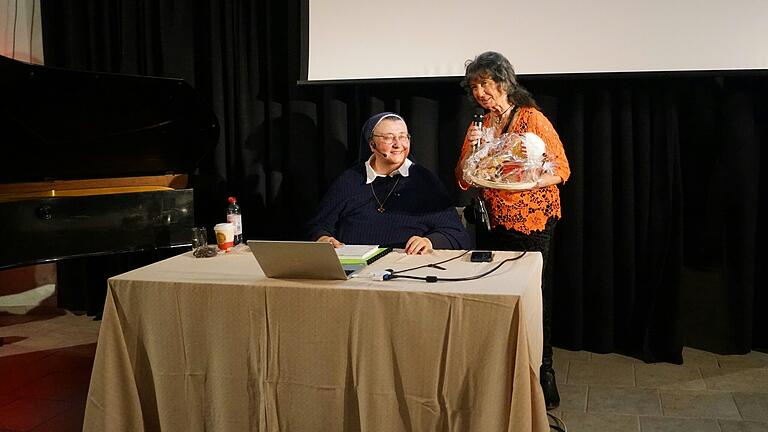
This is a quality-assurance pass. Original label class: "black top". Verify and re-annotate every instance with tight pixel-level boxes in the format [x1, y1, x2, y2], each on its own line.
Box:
[305, 163, 471, 250]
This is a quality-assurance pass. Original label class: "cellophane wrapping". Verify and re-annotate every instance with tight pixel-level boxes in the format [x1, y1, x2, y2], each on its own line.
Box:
[462, 128, 556, 190]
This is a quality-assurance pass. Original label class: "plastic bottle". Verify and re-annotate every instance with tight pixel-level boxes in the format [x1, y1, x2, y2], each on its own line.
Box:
[226, 196, 243, 245]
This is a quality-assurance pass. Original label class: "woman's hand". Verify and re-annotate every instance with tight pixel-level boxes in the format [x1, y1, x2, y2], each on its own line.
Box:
[405, 236, 433, 255]
[459, 125, 484, 187]
[518, 143, 528, 158]
[317, 235, 344, 248]
[466, 124, 482, 144]
[533, 174, 562, 190]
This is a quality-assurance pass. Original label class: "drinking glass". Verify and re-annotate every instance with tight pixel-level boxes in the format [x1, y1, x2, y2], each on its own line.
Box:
[192, 227, 208, 250]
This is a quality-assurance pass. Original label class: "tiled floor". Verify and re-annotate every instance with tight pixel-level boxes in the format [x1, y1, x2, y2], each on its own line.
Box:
[0, 313, 99, 432]
[550, 347, 768, 431]
[1, 311, 767, 432]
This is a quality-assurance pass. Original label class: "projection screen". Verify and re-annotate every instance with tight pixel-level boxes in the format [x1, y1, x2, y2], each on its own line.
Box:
[302, 0, 768, 82]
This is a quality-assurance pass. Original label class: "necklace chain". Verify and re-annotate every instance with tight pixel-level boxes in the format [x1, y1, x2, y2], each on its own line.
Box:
[371, 177, 401, 213]
[494, 104, 514, 125]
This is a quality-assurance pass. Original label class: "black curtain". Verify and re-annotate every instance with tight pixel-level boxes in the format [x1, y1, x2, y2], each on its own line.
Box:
[40, 0, 767, 359]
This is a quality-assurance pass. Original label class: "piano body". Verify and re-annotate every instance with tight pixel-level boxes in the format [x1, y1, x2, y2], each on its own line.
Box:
[0, 54, 219, 271]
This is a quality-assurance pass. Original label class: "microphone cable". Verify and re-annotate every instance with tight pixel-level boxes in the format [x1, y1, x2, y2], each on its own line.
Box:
[382, 250, 527, 283]
[387, 250, 469, 275]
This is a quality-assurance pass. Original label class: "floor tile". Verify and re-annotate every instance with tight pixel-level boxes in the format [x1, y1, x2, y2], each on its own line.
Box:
[0, 349, 55, 369]
[561, 411, 640, 432]
[0, 397, 72, 431]
[553, 360, 569, 385]
[732, 392, 768, 422]
[639, 416, 720, 432]
[718, 352, 768, 369]
[17, 370, 91, 401]
[0, 314, 55, 329]
[588, 386, 661, 416]
[0, 354, 58, 396]
[33, 348, 95, 374]
[0, 395, 18, 410]
[701, 367, 768, 393]
[0, 313, 100, 358]
[718, 420, 768, 432]
[567, 360, 635, 387]
[591, 352, 644, 364]
[660, 390, 741, 419]
[4, 310, 768, 432]
[58, 344, 97, 358]
[29, 403, 86, 432]
[635, 363, 706, 391]
[681, 347, 720, 368]
[557, 384, 587, 413]
[553, 347, 591, 363]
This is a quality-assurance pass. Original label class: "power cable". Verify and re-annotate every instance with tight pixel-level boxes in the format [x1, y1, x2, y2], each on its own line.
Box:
[382, 250, 527, 283]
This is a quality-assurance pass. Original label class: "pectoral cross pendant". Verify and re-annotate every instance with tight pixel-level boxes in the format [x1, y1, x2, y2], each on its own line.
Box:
[371, 177, 400, 215]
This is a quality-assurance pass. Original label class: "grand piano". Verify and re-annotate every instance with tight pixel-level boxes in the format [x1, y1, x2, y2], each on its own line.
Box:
[0, 54, 219, 272]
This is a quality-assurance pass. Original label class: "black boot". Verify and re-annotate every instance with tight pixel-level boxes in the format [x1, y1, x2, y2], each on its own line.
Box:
[540, 358, 560, 410]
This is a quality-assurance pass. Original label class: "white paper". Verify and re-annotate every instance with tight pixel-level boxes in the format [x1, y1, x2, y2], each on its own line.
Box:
[335, 244, 379, 259]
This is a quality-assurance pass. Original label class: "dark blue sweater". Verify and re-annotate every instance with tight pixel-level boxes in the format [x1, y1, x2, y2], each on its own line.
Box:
[306, 163, 471, 250]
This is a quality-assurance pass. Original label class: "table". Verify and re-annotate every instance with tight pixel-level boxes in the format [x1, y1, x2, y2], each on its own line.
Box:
[83, 248, 548, 431]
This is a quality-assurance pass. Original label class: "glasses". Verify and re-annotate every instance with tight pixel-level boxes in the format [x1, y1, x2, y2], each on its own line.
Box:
[372, 133, 411, 145]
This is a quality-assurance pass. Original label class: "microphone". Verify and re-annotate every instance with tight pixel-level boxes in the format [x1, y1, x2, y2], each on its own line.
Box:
[371, 143, 388, 158]
[473, 109, 484, 150]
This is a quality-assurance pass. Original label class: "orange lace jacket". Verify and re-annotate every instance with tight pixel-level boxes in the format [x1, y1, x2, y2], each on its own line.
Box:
[456, 107, 571, 234]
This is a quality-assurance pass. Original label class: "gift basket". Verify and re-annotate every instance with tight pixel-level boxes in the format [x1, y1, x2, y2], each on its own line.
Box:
[462, 128, 555, 190]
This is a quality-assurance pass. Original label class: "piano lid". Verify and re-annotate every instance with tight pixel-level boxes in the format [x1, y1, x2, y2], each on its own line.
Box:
[0, 55, 219, 183]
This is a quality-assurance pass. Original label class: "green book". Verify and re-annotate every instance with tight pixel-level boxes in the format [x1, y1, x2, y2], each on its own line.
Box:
[338, 247, 393, 265]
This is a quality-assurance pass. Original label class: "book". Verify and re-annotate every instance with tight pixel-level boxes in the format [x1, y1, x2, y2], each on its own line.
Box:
[334, 244, 380, 260]
[338, 247, 393, 265]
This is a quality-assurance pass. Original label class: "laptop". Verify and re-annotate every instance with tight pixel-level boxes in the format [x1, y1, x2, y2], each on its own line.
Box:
[247, 240, 365, 280]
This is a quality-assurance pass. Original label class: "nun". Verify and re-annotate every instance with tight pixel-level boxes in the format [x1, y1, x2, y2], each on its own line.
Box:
[305, 112, 470, 255]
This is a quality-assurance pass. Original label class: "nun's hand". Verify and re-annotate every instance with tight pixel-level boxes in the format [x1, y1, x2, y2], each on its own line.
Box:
[317, 236, 344, 248]
[405, 236, 433, 255]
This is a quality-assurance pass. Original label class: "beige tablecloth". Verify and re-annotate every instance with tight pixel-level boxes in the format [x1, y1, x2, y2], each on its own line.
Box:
[84, 248, 547, 431]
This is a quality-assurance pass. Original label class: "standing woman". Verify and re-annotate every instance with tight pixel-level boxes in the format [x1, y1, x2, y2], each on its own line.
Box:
[455, 51, 570, 410]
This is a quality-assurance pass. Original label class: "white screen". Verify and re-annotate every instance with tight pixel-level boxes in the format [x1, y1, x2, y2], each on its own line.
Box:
[306, 0, 768, 81]
[0, 0, 43, 64]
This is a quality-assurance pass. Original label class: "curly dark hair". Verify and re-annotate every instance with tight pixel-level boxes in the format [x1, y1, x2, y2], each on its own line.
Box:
[461, 51, 539, 109]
